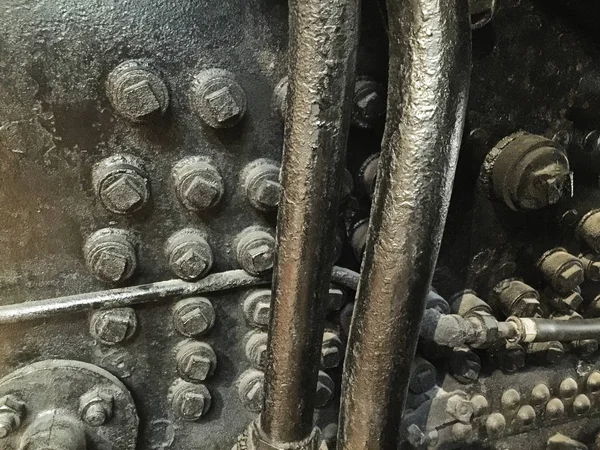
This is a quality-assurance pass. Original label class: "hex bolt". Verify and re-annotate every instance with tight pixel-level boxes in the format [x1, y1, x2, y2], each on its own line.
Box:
[315, 371, 335, 408]
[527, 341, 565, 365]
[538, 249, 584, 293]
[238, 369, 265, 412]
[92, 154, 150, 215]
[408, 357, 437, 393]
[79, 388, 114, 427]
[446, 395, 474, 423]
[485, 132, 572, 211]
[580, 253, 600, 282]
[499, 342, 526, 373]
[191, 68, 247, 128]
[169, 379, 211, 421]
[360, 153, 380, 198]
[493, 278, 540, 317]
[107, 59, 169, 122]
[172, 156, 224, 212]
[273, 76, 289, 120]
[243, 289, 272, 328]
[236, 227, 276, 276]
[0, 395, 25, 439]
[321, 331, 344, 370]
[578, 210, 600, 253]
[165, 228, 214, 280]
[172, 297, 215, 337]
[245, 331, 269, 369]
[450, 290, 491, 317]
[84, 228, 138, 284]
[350, 219, 369, 262]
[90, 307, 137, 345]
[450, 347, 480, 384]
[243, 160, 281, 212]
[469, 0, 496, 29]
[546, 288, 584, 313]
[352, 79, 386, 130]
[176, 340, 217, 382]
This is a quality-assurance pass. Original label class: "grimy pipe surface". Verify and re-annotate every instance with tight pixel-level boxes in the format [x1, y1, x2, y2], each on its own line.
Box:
[260, 0, 359, 444]
[338, 0, 471, 448]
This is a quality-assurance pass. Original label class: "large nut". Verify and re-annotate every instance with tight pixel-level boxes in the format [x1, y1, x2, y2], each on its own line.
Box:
[92, 154, 150, 215]
[107, 59, 169, 122]
[84, 228, 138, 284]
[90, 307, 137, 345]
[321, 331, 344, 370]
[243, 159, 281, 212]
[0, 395, 25, 439]
[538, 249, 584, 293]
[243, 289, 272, 328]
[172, 297, 216, 337]
[176, 340, 217, 382]
[165, 228, 213, 280]
[169, 379, 211, 421]
[172, 157, 224, 212]
[79, 388, 114, 427]
[191, 68, 247, 128]
[236, 227, 276, 276]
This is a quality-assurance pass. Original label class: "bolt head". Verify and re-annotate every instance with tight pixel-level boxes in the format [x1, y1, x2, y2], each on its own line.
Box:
[238, 370, 265, 412]
[588, 260, 600, 282]
[556, 264, 585, 292]
[315, 382, 333, 408]
[175, 248, 208, 279]
[79, 389, 114, 427]
[83, 403, 108, 427]
[121, 79, 162, 117]
[91, 308, 137, 345]
[327, 288, 345, 311]
[180, 391, 206, 419]
[173, 298, 215, 337]
[184, 354, 212, 381]
[255, 179, 281, 209]
[101, 174, 145, 214]
[206, 86, 242, 124]
[353, 81, 386, 130]
[503, 347, 526, 372]
[321, 346, 341, 370]
[183, 175, 220, 210]
[248, 244, 274, 273]
[193, 69, 247, 128]
[252, 300, 271, 327]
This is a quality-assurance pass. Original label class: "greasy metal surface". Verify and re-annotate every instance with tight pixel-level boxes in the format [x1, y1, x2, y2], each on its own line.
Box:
[338, 0, 472, 448]
[260, 0, 359, 442]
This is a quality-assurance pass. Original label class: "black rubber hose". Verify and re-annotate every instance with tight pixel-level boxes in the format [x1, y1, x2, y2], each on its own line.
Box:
[532, 318, 600, 342]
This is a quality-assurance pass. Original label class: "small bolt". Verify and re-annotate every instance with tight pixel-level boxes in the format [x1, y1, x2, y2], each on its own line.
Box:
[107, 60, 169, 122]
[452, 422, 473, 441]
[165, 228, 213, 280]
[527, 341, 565, 365]
[238, 369, 265, 412]
[236, 228, 276, 276]
[470, 394, 489, 416]
[243, 289, 272, 328]
[245, 331, 269, 369]
[587, 371, 600, 392]
[538, 249, 584, 293]
[176, 340, 217, 382]
[352, 80, 386, 130]
[321, 331, 343, 369]
[192, 68, 247, 128]
[79, 388, 114, 427]
[243, 160, 281, 212]
[169, 379, 211, 421]
[494, 279, 540, 317]
[315, 371, 335, 408]
[172, 157, 224, 212]
[450, 347, 480, 384]
[517, 405, 536, 426]
[90, 307, 137, 345]
[84, 228, 138, 284]
[172, 297, 216, 337]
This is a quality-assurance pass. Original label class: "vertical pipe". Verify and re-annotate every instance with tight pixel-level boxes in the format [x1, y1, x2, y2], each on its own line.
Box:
[260, 0, 359, 444]
[337, 0, 471, 448]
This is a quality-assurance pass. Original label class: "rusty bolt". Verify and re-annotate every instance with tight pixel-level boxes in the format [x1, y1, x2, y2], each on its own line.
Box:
[243, 159, 281, 212]
[243, 289, 272, 328]
[493, 278, 540, 317]
[321, 331, 343, 370]
[172, 297, 216, 337]
[84, 228, 138, 284]
[446, 394, 474, 423]
[238, 369, 265, 413]
[79, 388, 114, 427]
[352, 79, 386, 130]
[172, 157, 224, 212]
[170, 379, 211, 421]
[315, 371, 335, 408]
[245, 331, 269, 369]
[176, 340, 217, 382]
[192, 68, 247, 128]
[92, 154, 150, 215]
[236, 227, 276, 276]
[0, 395, 25, 439]
[450, 347, 480, 384]
[107, 59, 169, 122]
[165, 228, 214, 280]
[538, 248, 584, 293]
[90, 307, 137, 345]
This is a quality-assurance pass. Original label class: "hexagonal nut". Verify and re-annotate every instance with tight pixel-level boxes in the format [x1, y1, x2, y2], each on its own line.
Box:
[245, 331, 269, 369]
[79, 388, 114, 427]
[172, 157, 224, 212]
[192, 68, 247, 128]
[466, 311, 498, 348]
[176, 340, 217, 382]
[83, 228, 138, 284]
[169, 379, 211, 421]
[243, 289, 272, 328]
[172, 297, 216, 337]
[315, 371, 335, 408]
[238, 369, 265, 413]
[236, 227, 276, 276]
[446, 394, 473, 423]
[90, 308, 138, 345]
[321, 331, 343, 369]
[165, 228, 214, 280]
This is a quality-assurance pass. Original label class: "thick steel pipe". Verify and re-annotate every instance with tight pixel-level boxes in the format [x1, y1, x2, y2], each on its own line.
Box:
[260, 0, 359, 444]
[337, 0, 471, 448]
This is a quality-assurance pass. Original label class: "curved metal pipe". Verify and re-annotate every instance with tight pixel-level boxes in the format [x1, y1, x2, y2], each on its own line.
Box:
[259, 0, 359, 445]
[337, 0, 471, 448]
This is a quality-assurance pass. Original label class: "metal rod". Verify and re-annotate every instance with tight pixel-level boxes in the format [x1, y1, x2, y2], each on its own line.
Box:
[0, 267, 360, 325]
[260, 0, 359, 443]
[337, 0, 471, 447]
